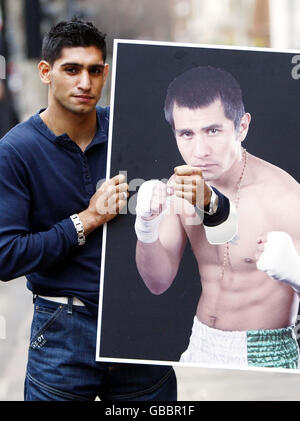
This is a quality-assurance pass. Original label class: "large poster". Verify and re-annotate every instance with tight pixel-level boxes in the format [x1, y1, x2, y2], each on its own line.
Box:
[96, 40, 300, 372]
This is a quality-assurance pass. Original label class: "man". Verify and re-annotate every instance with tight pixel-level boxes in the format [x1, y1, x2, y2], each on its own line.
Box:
[135, 66, 300, 369]
[0, 19, 176, 401]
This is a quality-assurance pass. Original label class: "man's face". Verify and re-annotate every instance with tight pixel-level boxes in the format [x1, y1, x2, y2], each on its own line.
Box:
[173, 99, 245, 181]
[45, 46, 108, 115]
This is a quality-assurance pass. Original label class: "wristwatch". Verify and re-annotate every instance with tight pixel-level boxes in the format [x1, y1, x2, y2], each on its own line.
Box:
[70, 214, 86, 246]
[204, 186, 219, 216]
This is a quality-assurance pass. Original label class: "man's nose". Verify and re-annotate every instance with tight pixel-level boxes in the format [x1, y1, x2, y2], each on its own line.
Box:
[193, 136, 210, 158]
[78, 70, 91, 91]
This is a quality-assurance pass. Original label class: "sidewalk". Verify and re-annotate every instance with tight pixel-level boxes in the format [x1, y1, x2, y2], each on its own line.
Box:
[1, 278, 300, 401]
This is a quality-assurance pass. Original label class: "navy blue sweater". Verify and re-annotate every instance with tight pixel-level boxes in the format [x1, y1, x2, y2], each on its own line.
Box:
[0, 106, 109, 315]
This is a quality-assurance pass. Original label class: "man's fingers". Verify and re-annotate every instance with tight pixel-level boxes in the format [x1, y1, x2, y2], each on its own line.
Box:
[105, 192, 128, 212]
[175, 175, 203, 185]
[166, 186, 174, 196]
[104, 182, 129, 197]
[175, 190, 194, 203]
[114, 182, 129, 195]
[117, 191, 129, 201]
[153, 181, 167, 196]
[109, 191, 129, 204]
[149, 182, 168, 214]
[111, 173, 126, 185]
[99, 174, 126, 191]
[96, 190, 128, 214]
[150, 195, 166, 214]
[174, 165, 203, 177]
[166, 179, 176, 195]
[118, 199, 127, 213]
[174, 182, 199, 193]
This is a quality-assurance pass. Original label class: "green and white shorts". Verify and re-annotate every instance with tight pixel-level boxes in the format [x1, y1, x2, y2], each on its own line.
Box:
[179, 317, 299, 369]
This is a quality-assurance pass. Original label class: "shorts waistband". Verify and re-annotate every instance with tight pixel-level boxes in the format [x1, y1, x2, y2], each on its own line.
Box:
[194, 317, 295, 339]
[193, 317, 245, 339]
[247, 325, 296, 341]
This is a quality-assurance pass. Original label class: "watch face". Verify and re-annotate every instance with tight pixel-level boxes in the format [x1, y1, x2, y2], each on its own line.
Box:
[210, 191, 218, 215]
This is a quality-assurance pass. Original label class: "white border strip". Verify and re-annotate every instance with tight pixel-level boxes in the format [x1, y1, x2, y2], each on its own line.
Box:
[113, 38, 300, 55]
[96, 39, 300, 375]
[96, 39, 119, 361]
[96, 356, 300, 375]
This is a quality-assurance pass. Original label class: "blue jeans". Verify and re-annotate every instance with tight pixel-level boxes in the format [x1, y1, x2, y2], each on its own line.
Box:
[24, 296, 177, 401]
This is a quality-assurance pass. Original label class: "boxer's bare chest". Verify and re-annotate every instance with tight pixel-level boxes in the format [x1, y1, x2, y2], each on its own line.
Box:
[180, 185, 280, 273]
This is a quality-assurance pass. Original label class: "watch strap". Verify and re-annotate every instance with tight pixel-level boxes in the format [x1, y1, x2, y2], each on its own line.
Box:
[70, 214, 86, 246]
[205, 185, 218, 215]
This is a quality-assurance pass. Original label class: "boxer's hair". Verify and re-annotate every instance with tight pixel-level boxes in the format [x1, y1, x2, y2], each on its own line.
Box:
[42, 18, 107, 65]
[164, 66, 245, 130]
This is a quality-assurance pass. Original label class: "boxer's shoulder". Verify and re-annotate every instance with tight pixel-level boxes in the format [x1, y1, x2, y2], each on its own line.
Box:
[249, 154, 299, 193]
[245, 155, 300, 229]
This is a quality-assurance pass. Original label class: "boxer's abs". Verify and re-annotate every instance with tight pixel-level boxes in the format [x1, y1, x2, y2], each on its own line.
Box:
[194, 258, 297, 332]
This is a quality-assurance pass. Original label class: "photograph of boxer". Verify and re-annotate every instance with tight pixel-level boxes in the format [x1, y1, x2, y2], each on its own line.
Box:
[134, 65, 300, 369]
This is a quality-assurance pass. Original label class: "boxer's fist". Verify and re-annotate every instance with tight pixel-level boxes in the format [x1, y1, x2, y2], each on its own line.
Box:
[135, 180, 173, 243]
[148, 181, 171, 219]
[174, 165, 211, 209]
[256, 231, 300, 291]
[136, 180, 173, 220]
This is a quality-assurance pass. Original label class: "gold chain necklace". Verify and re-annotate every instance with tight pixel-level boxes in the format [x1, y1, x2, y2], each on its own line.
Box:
[220, 148, 248, 281]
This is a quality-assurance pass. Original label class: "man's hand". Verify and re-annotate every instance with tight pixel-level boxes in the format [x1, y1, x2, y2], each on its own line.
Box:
[174, 165, 211, 209]
[256, 232, 300, 292]
[79, 174, 128, 235]
[174, 166, 238, 245]
[146, 181, 172, 219]
[135, 180, 173, 243]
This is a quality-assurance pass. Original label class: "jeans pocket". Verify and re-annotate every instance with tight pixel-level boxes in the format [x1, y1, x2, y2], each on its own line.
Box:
[30, 303, 64, 350]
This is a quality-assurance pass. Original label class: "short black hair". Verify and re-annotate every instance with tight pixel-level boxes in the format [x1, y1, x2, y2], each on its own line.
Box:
[42, 18, 107, 65]
[164, 66, 245, 130]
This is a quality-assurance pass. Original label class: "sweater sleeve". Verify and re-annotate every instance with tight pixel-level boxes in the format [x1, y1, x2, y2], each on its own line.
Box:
[0, 140, 79, 281]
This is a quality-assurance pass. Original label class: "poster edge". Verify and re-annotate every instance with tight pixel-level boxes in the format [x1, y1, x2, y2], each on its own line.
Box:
[96, 39, 300, 375]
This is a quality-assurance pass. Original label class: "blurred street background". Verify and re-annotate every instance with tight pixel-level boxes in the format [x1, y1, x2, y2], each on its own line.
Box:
[1, 0, 300, 401]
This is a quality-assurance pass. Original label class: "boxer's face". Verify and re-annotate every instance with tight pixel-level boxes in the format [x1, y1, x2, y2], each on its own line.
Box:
[43, 46, 108, 115]
[173, 99, 248, 181]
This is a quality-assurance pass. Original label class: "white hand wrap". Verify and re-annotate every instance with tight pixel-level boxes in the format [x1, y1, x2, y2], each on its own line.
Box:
[256, 231, 300, 292]
[135, 180, 165, 244]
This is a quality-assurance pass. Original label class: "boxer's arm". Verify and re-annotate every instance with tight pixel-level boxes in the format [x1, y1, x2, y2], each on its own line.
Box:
[255, 180, 300, 298]
[135, 179, 187, 294]
[285, 192, 300, 295]
[136, 211, 187, 294]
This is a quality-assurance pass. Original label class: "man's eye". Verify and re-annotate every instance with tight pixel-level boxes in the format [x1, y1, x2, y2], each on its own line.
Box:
[180, 131, 193, 140]
[65, 68, 78, 74]
[89, 68, 102, 75]
[207, 128, 219, 136]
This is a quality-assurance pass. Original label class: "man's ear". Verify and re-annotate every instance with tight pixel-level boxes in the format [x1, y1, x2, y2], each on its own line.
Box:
[239, 112, 251, 143]
[38, 60, 52, 85]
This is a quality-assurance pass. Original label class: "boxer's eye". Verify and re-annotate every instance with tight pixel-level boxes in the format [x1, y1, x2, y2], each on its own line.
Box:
[207, 128, 220, 136]
[179, 130, 193, 140]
